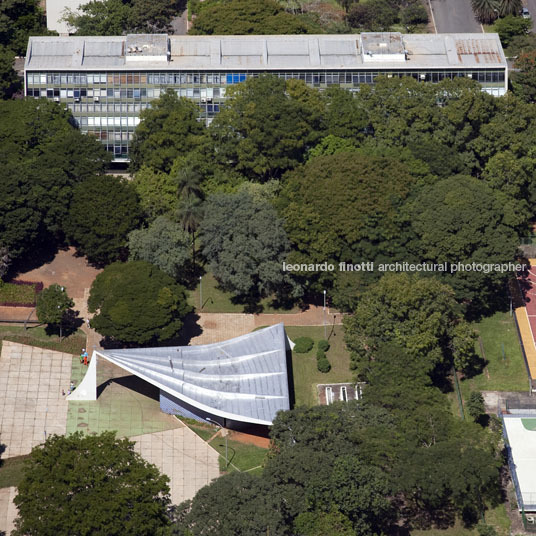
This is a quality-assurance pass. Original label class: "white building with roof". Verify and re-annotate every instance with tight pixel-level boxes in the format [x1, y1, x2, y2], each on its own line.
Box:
[24, 32, 508, 160]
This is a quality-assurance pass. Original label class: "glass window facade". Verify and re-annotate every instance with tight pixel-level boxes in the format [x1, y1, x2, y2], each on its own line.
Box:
[25, 68, 507, 159]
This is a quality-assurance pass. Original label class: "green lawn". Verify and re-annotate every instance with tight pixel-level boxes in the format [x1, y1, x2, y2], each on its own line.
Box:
[459, 311, 528, 397]
[0, 325, 86, 356]
[286, 325, 353, 407]
[0, 282, 38, 305]
[187, 423, 268, 475]
[412, 502, 510, 536]
[0, 455, 29, 489]
[187, 273, 303, 314]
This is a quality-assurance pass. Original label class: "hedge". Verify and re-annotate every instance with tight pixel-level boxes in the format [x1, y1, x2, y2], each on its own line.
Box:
[293, 336, 314, 354]
[317, 357, 331, 373]
[317, 339, 330, 352]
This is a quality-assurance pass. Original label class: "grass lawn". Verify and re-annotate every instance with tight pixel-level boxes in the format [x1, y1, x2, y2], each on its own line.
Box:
[187, 423, 268, 475]
[286, 325, 353, 406]
[0, 282, 38, 306]
[412, 502, 510, 536]
[0, 325, 86, 356]
[459, 311, 528, 397]
[187, 273, 303, 314]
[0, 455, 29, 489]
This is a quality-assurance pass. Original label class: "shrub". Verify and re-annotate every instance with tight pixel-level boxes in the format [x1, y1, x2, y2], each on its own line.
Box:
[317, 357, 331, 373]
[316, 348, 326, 360]
[293, 337, 314, 354]
[317, 339, 330, 352]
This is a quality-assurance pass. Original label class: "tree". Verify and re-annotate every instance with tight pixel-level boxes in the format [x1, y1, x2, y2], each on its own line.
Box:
[467, 391, 486, 422]
[0, 0, 51, 55]
[346, 0, 398, 30]
[400, 3, 428, 26]
[189, 0, 312, 35]
[406, 176, 519, 313]
[174, 472, 291, 536]
[133, 165, 180, 220]
[294, 509, 355, 536]
[471, 0, 499, 23]
[492, 15, 531, 48]
[512, 50, 536, 103]
[0, 246, 10, 280]
[208, 76, 324, 181]
[88, 261, 192, 345]
[0, 45, 19, 99]
[129, 90, 204, 173]
[200, 191, 296, 302]
[128, 216, 191, 282]
[13, 432, 170, 536]
[279, 152, 415, 291]
[65, 175, 143, 266]
[343, 273, 477, 377]
[63, 0, 183, 35]
[35, 284, 74, 340]
[0, 99, 110, 265]
[322, 87, 368, 140]
[498, 0, 522, 17]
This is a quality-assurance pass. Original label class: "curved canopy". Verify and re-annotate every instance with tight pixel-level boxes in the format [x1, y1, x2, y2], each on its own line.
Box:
[69, 324, 291, 426]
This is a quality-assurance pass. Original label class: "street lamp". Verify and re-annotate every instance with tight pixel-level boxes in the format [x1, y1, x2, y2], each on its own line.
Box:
[199, 275, 203, 310]
[323, 290, 327, 339]
[206, 417, 228, 467]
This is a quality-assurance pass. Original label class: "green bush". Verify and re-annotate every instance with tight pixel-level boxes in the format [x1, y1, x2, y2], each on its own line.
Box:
[317, 339, 330, 352]
[316, 348, 326, 360]
[293, 337, 314, 354]
[317, 357, 331, 373]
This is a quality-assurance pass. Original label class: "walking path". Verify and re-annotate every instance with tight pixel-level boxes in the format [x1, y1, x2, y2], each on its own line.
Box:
[0, 487, 17, 535]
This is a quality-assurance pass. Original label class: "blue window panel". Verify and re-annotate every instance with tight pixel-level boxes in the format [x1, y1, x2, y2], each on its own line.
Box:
[226, 73, 233, 84]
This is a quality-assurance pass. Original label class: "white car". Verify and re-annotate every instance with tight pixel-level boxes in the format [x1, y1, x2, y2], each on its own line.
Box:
[522, 7, 531, 18]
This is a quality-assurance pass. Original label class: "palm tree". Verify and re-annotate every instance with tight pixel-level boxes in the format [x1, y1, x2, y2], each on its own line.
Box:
[471, 0, 499, 23]
[498, 0, 522, 16]
[176, 196, 204, 266]
[175, 166, 204, 202]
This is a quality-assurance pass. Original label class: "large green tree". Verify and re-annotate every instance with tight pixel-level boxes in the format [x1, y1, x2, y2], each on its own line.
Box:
[35, 284, 74, 339]
[129, 90, 204, 173]
[13, 432, 170, 536]
[128, 216, 191, 282]
[343, 273, 477, 376]
[189, 0, 311, 35]
[512, 50, 536, 103]
[88, 261, 192, 344]
[65, 175, 143, 266]
[406, 175, 519, 312]
[0, 45, 19, 99]
[208, 76, 324, 181]
[64, 0, 184, 35]
[200, 191, 296, 302]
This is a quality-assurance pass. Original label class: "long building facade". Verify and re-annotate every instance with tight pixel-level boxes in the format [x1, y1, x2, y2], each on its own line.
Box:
[24, 32, 508, 161]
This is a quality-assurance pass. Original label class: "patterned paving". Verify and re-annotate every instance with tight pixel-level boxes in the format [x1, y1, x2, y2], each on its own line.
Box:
[0, 342, 71, 458]
[0, 487, 17, 535]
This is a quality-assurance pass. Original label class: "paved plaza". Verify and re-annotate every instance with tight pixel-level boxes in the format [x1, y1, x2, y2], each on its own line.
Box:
[0, 341, 71, 458]
[0, 341, 221, 532]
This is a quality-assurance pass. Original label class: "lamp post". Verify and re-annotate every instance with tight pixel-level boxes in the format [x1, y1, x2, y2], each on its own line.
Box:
[206, 417, 228, 467]
[323, 290, 327, 339]
[199, 275, 203, 310]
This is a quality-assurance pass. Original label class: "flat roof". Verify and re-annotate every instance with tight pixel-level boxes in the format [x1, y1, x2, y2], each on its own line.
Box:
[24, 32, 507, 72]
[503, 416, 536, 510]
[95, 323, 291, 426]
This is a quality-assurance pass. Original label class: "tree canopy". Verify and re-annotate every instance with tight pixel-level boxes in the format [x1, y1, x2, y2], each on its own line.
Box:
[343, 273, 477, 375]
[13, 432, 170, 536]
[64, 175, 143, 266]
[36, 284, 74, 337]
[88, 261, 192, 345]
[129, 90, 204, 173]
[189, 0, 312, 35]
[200, 191, 296, 302]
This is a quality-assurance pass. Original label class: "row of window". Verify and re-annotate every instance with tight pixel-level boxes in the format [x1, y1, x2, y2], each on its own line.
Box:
[27, 87, 228, 100]
[27, 69, 507, 88]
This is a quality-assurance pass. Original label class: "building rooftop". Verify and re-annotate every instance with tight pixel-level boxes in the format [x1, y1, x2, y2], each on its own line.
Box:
[25, 32, 507, 71]
[93, 323, 291, 426]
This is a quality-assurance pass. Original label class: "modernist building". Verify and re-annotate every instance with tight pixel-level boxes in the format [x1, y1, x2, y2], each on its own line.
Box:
[67, 323, 292, 427]
[24, 32, 508, 160]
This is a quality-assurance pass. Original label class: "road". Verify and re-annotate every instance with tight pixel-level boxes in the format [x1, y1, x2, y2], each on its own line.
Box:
[429, 0, 482, 33]
[524, 0, 536, 31]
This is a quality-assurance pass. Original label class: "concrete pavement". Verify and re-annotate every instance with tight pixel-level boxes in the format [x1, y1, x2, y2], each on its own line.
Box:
[429, 0, 482, 33]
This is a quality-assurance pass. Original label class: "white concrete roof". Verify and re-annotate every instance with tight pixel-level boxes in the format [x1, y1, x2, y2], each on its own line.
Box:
[87, 324, 291, 426]
[25, 32, 507, 71]
[503, 416, 536, 510]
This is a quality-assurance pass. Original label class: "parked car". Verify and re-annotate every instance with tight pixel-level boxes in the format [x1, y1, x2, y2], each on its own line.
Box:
[522, 7, 530, 18]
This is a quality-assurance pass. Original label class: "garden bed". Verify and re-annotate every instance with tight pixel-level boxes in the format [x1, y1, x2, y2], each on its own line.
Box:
[0, 280, 43, 307]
